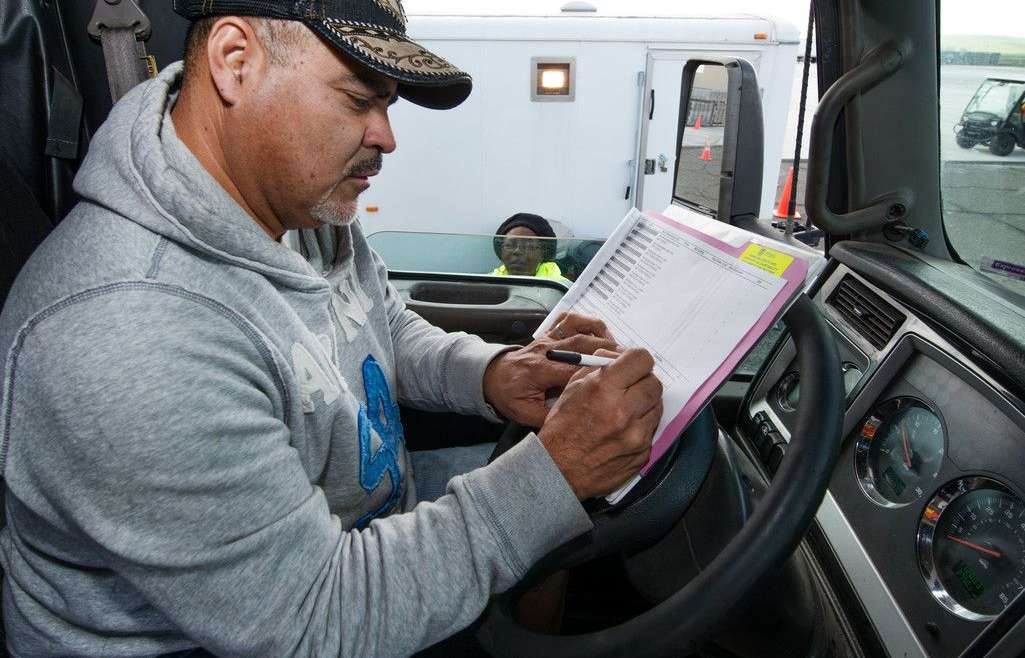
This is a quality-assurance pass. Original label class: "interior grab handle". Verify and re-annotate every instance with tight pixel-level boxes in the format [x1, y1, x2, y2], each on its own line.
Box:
[806, 41, 914, 235]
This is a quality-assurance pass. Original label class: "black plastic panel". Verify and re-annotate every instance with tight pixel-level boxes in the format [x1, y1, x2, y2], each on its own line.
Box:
[832, 242, 1025, 397]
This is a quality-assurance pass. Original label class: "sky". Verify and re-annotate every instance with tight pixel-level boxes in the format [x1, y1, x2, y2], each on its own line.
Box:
[403, 1, 1025, 39]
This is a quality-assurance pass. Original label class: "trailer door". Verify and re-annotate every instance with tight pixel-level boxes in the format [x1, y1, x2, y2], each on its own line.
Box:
[637, 50, 761, 215]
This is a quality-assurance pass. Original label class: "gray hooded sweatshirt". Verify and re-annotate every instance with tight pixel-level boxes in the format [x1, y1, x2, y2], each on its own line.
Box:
[0, 63, 591, 657]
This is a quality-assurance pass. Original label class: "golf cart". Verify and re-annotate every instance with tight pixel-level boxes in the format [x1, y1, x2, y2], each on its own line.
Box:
[954, 77, 1025, 156]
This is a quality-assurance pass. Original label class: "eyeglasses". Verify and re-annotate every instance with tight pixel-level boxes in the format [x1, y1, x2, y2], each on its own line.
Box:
[500, 238, 543, 255]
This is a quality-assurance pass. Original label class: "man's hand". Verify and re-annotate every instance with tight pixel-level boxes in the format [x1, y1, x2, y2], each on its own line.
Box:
[538, 348, 663, 500]
[483, 313, 617, 427]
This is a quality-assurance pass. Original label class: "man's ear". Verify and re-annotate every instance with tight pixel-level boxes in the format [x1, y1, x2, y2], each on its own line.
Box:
[206, 17, 266, 106]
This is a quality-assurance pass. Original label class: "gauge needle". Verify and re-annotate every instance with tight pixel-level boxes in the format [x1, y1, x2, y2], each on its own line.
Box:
[900, 422, 913, 470]
[947, 534, 1003, 559]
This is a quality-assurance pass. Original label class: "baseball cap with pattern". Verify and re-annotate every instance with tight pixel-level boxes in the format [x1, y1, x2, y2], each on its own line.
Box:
[172, 0, 472, 109]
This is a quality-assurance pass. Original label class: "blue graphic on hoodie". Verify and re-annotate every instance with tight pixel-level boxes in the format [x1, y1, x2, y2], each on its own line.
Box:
[354, 354, 405, 528]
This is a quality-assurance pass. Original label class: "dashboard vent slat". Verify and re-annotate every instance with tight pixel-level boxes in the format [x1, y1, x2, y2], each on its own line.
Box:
[827, 275, 906, 350]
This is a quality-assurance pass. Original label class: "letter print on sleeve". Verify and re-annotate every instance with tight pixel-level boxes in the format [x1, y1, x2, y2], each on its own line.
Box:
[354, 354, 405, 528]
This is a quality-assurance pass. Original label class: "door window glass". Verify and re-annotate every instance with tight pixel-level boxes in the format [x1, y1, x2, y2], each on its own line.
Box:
[366, 231, 603, 283]
[940, 2, 1025, 296]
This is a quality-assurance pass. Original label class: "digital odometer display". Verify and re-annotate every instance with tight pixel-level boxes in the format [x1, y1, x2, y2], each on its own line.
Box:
[953, 560, 986, 599]
[919, 478, 1025, 620]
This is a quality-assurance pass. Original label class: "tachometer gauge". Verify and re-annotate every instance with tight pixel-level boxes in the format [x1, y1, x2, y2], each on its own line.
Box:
[918, 477, 1025, 621]
[855, 397, 946, 506]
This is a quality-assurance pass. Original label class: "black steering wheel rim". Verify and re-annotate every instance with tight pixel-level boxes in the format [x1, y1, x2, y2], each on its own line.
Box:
[477, 294, 844, 658]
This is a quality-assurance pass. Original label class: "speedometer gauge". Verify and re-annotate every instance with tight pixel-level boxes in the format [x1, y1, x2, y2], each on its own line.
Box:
[855, 397, 946, 506]
[918, 477, 1025, 621]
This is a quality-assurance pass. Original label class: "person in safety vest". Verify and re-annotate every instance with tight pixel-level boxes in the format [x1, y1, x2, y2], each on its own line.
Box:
[492, 213, 564, 279]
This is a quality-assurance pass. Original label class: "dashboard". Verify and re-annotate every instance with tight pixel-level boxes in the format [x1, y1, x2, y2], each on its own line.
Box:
[744, 252, 1025, 658]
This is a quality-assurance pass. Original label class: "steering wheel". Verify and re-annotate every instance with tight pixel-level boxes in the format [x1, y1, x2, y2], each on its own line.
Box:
[477, 294, 844, 657]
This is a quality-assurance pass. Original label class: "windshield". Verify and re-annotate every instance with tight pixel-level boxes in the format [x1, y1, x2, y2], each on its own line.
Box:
[366, 231, 603, 282]
[964, 79, 1025, 117]
[941, 3, 1025, 297]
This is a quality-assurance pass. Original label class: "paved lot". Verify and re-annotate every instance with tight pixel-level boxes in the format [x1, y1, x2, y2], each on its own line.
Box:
[942, 160, 1025, 296]
[677, 143, 724, 211]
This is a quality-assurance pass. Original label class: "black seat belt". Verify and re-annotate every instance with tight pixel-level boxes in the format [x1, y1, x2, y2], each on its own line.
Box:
[88, 0, 156, 102]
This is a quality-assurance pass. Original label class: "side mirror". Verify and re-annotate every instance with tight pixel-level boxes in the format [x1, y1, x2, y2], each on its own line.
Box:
[672, 59, 764, 224]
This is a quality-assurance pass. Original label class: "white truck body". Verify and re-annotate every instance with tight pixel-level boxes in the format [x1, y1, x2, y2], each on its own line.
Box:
[360, 9, 800, 239]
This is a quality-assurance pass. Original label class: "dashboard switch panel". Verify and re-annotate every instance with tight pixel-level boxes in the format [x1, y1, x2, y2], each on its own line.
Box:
[749, 412, 786, 474]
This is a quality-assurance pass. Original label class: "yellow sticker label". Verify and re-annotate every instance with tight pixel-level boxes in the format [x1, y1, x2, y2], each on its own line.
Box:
[739, 244, 794, 277]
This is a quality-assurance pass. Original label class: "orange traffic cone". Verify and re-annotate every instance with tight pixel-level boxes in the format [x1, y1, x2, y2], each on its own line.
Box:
[773, 166, 801, 219]
[694, 115, 702, 130]
[699, 138, 713, 161]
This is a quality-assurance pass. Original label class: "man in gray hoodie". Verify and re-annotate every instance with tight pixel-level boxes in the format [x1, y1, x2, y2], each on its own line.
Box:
[0, 1, 663, 656]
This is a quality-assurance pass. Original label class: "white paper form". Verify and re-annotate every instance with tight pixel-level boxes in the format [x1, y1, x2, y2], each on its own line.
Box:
[536, 210, 786, 502]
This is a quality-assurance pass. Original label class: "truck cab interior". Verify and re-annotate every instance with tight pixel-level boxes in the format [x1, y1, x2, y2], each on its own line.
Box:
[2, 1, 1025, 657]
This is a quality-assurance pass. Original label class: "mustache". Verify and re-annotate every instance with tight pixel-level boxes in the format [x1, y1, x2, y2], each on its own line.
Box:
[347, 152, 383, 177]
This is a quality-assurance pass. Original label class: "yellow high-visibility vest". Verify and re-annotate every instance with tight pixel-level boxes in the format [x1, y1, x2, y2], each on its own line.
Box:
[491, 262, 563, 279]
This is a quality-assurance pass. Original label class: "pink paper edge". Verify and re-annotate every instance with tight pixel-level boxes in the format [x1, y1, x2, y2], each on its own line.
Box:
[637, 211, 810, 475]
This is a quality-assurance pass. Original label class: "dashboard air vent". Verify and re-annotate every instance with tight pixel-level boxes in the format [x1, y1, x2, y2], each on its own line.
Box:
[826, 275, 906, 350]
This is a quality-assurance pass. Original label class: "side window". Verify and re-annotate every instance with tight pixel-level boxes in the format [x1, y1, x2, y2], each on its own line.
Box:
[939, 5, 1025, 296]
[367, 231, 603, 283]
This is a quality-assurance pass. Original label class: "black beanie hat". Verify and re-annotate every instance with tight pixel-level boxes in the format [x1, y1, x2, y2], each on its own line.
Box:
[493, 213, 557, 260]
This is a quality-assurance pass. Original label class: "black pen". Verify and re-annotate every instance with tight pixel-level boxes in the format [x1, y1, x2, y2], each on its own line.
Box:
[546, 350, 616, 367]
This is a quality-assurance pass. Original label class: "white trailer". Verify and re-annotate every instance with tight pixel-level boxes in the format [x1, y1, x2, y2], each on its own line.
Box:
[359, 5, 800, 239]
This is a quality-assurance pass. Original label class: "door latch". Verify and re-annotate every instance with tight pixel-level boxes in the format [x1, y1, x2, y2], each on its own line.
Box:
[644, 159, 656, 175]
[657, 153, 669, 173]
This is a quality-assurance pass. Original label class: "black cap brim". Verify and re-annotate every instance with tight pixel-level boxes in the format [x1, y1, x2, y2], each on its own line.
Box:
[306, 19, 472, 110]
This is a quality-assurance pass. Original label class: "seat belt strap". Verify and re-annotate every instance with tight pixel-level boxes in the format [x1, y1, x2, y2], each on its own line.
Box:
[88, 0, 155, 103]
[98, 26, 150, 102]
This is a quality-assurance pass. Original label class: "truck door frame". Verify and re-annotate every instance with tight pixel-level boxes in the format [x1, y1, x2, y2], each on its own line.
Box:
[634, 47, 767, 217]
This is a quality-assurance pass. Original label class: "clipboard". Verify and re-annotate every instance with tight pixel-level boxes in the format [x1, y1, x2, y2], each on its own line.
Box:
[535, 209, 814, 503]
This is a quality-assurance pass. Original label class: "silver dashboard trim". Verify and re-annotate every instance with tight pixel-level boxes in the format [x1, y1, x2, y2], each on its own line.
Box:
[751, 398, 929, 656]
[817, 491, 930, 658]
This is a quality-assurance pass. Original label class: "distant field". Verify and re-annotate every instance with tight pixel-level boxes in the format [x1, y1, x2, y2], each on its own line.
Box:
[943, 34, 1025, 56]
